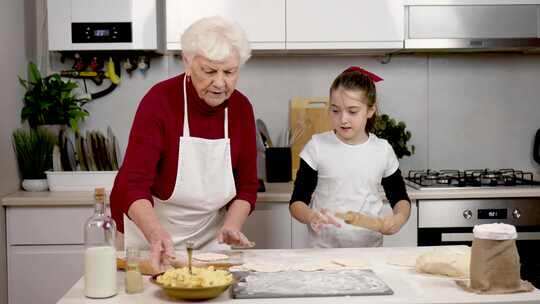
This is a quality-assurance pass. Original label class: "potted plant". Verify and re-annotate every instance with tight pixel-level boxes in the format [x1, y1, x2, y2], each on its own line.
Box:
[19, 62, 89, 132]
[12, 127, 57, 191]
[373, 114, 415, 159]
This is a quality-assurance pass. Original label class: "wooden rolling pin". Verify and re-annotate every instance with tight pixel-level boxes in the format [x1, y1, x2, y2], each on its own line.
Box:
[335, 211, 383, 232]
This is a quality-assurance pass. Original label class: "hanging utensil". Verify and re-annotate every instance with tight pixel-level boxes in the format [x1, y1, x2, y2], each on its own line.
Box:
[534, 128, 540, 165]
[256, 119, 273, 148]
[284, 128, 291, 147]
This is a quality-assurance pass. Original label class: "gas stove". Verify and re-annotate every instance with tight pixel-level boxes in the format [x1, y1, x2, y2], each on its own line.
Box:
[405, 169, 540, 190]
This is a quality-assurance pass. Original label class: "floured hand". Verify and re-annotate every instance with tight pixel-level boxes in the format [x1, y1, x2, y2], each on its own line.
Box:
[310, 209, 341, 233]
[217, 227, 255, 248]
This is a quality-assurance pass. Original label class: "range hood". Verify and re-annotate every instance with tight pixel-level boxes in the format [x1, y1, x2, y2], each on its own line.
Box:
[404, 4, 540, 51]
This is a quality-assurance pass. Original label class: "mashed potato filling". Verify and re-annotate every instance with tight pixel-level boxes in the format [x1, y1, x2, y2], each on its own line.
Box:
[156, 266, 233, 288]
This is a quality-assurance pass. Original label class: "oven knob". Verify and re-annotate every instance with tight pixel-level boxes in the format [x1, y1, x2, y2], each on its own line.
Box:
[463, 209, 473, 219]
[512, 209, 521, 219]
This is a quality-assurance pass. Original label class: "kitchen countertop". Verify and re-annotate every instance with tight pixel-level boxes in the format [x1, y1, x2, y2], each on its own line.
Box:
[0, 183, 293, 207]
[404, 0, 540, 5]
[3, 183, 540, 206]
[57, 247, 540, 304]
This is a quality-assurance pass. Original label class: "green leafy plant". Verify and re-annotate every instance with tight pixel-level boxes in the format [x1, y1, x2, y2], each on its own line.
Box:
[12, 127, 57, 179]
[373, 114, 415, 159]
[19, 62, 89, 131]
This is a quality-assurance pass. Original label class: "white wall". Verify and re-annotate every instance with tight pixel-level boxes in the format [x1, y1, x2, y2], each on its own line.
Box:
[0, 0, 30, 302]
[78, 53, 540, 176]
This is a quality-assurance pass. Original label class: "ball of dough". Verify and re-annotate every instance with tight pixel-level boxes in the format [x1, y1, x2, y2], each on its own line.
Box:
[415, 246, 470, 278]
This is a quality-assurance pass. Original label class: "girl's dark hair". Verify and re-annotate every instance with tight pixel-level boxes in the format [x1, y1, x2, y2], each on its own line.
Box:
[329, 71, 377, 133]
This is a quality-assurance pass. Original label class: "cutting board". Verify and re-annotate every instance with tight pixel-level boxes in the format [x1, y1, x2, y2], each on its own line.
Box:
[232, 269, 393, 299]
[290, 97, 333, 179]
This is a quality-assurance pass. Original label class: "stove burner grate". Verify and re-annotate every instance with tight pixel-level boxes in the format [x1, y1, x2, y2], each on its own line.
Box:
[407, 169, 538, 188]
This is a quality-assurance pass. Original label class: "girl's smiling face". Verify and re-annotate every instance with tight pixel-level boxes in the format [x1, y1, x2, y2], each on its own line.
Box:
[329, 86, 376, 145]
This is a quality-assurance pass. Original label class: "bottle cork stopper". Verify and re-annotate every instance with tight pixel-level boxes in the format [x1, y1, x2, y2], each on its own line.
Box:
[94, 187, 105, 203]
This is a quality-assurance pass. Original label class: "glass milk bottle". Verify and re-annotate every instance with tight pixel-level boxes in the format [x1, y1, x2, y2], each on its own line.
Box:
[84, 188, 117, 298]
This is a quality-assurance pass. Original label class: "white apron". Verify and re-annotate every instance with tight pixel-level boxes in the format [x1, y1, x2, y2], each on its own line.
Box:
[124, 75, 236, 250]
[309, 176, 383, 248]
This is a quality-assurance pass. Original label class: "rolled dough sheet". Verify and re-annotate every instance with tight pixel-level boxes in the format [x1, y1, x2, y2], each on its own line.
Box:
[331, 258, 370, 269]
[385, 254, 418, 267]
[193, 252, 229, 262]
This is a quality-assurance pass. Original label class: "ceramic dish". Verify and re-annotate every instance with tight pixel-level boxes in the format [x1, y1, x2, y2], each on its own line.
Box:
[150, 273, 233, 300]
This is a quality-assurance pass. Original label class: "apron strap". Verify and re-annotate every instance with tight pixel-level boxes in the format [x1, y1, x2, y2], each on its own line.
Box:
[182, 74, 229, 139]
[224, 108, 229, 139]
[183, 75, 190, 137]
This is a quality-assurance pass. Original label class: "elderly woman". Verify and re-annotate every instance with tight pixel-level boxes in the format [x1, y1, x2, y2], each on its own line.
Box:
[111, 16, 258, 271]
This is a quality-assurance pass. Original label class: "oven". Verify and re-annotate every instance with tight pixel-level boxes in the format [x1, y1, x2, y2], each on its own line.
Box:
[406, 169, 540, 288]
[417, 198, 540, 287]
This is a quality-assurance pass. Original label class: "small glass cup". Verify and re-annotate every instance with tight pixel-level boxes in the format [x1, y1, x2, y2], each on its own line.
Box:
[125, 247, 144, 294]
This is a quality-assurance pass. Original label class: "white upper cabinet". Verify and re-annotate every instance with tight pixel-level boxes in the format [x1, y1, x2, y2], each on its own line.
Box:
[166, 0, 286, 51]
[286, 0, 404, 50]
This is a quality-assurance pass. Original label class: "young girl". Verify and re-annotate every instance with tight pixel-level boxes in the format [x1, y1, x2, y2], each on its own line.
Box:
[289, 66, 411, 248]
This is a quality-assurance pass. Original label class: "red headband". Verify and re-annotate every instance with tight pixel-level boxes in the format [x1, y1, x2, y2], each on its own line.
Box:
[342, 66, 383, 83]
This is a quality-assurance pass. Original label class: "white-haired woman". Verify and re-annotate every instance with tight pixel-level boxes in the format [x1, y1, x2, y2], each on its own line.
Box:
[111, 16, 258, 272]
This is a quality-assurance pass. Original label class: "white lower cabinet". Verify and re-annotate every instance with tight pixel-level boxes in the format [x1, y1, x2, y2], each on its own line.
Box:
[8, 245, 84, 304]
[6, 205, 93, 304]
[291, 218, 310, 248]
[243, 202, 292, 249]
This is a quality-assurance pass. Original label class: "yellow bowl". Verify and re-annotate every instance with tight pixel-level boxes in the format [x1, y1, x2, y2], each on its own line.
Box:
[150, 274, 232, 300]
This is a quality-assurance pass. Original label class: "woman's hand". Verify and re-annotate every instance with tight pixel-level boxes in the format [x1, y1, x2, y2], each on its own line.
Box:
[217, 226, 255, 248]
[380, 213, 406, 235]
[309, 209, 341, 233]
[148, 227, 175, 273]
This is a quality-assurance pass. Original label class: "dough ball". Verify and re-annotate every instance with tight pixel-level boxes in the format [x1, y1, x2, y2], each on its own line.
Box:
[415, 246, 470, 278]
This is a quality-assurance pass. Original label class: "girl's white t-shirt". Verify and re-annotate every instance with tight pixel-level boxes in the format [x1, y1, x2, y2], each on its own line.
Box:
[300, 131, 399, 208]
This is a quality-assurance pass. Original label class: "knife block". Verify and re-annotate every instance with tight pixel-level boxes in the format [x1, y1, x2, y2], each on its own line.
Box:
[265, 147, 292, 183]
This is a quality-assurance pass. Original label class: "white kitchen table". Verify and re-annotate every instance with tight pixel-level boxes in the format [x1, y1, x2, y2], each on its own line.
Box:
[57, 247, 540, 304]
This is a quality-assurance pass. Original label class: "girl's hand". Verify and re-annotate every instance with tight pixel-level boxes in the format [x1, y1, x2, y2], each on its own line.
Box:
[380, 213, 407, 235]
[217, 226, 255, 248]
[309, 209, 342, 233]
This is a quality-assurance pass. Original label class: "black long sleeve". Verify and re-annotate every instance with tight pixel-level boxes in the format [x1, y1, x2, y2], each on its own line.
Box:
[381, 168, 410, 208]
[289, 159, 318, 206]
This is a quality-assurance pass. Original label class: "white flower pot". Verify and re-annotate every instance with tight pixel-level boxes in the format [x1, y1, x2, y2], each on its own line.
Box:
[22, 179, 49, 192]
